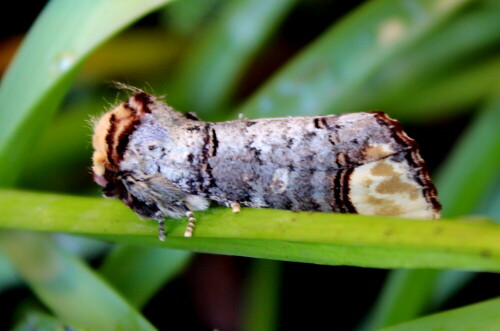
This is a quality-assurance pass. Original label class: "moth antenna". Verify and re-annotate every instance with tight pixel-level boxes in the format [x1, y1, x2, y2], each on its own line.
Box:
[143, 81, 165, 100]
[184, 211, 196, 238]
[111, 81, 143, 94]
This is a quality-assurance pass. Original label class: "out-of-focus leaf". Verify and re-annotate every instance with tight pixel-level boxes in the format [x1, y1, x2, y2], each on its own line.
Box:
[165, 0, 297, 117]
[163, 0, 222, 36]
[385, 55, 500, 121]
[81, 29, 182, 81]
[12, 310, 84, 331]
[100, 245, 191, 308]
[18, 97, 104, 192]
[436, 95, 500, 217]
[0, 231, 155, 331]
[0, 0, 174, 186]
[478, 177, 500, 221]
[343, 3, 500, 120]
[237, 0, 473, 119]
[431, 270, 476, 309]
[241, 260, 281, 331]
[361, 269, 439, 330]
[379, 297, 500, 331]
[0, 248, 20, 293]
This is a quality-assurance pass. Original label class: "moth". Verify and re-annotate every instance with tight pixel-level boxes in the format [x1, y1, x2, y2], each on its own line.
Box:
[92, 90, 441, 240]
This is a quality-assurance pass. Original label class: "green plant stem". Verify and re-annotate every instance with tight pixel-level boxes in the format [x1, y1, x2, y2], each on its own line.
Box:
[0, 189, 499, 271]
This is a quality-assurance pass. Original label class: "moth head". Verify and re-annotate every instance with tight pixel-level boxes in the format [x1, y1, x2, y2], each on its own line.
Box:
[92, 92, 154, 188]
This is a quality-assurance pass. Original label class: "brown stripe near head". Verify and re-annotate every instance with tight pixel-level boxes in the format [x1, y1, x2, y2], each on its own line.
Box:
[313, 118, 322, 129]
[105, 114, 118, 167]
[105, 92, 154, 167]
[185, 112, 201, 121]
[124, 92, 153, 114]
[115, 118, 142, 162]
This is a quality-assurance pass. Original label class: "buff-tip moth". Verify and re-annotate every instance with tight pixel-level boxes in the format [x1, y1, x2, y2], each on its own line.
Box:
[91, 89, 441, 241]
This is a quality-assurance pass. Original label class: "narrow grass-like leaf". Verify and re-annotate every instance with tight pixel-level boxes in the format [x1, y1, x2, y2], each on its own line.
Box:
[18, 97, 103, 191]
[166, 0, 296, 117]
[163, 0, 221, 37]
[0, 189, 499, 271]
[82, 29, 182, 81]
[361, 269, 438, 329]
[241, 260, 281, 331]
[385, 55, 500, 121]
[436, 94, 500, 217]
[342, 3, 500, 119]
[480, 180, 500, 220]
[379, 297, 500, 331]
[0, 0, 174, 186]
[100, 245, 191, 308]
[0, 249, 20, 292]
[431, 270, 476, 309]
[0, 231, 155, 331]
[12, 310, 84, 331]
[237, 0, 473, 119]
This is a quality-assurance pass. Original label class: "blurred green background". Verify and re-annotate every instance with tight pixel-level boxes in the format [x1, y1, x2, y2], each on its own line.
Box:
[0, 0, 499, 330]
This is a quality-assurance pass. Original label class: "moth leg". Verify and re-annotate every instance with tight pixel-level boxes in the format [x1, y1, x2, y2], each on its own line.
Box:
[230, 202, 241, 213]
[158, 218, 166, 241]
[184, 211, 196, 238]
[153, 212, 166, 241]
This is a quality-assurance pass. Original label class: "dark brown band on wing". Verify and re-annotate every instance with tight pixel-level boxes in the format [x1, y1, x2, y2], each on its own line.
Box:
[371, 111, 442, 216]
[198, 124, 217, 194]
[331, 171, 343, 213]
[330, 168, 357, 213]
[342, 167, 357, 213]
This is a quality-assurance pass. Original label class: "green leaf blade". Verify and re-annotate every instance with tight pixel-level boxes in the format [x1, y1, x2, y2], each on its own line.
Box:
[0, 231, 155, 331]
[100, 245, 191, 308]
[165, 0, 297, 117]
[237, 0, 473, 119]
[0, 0, 174, 186]
[379, 297, 500, 331]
